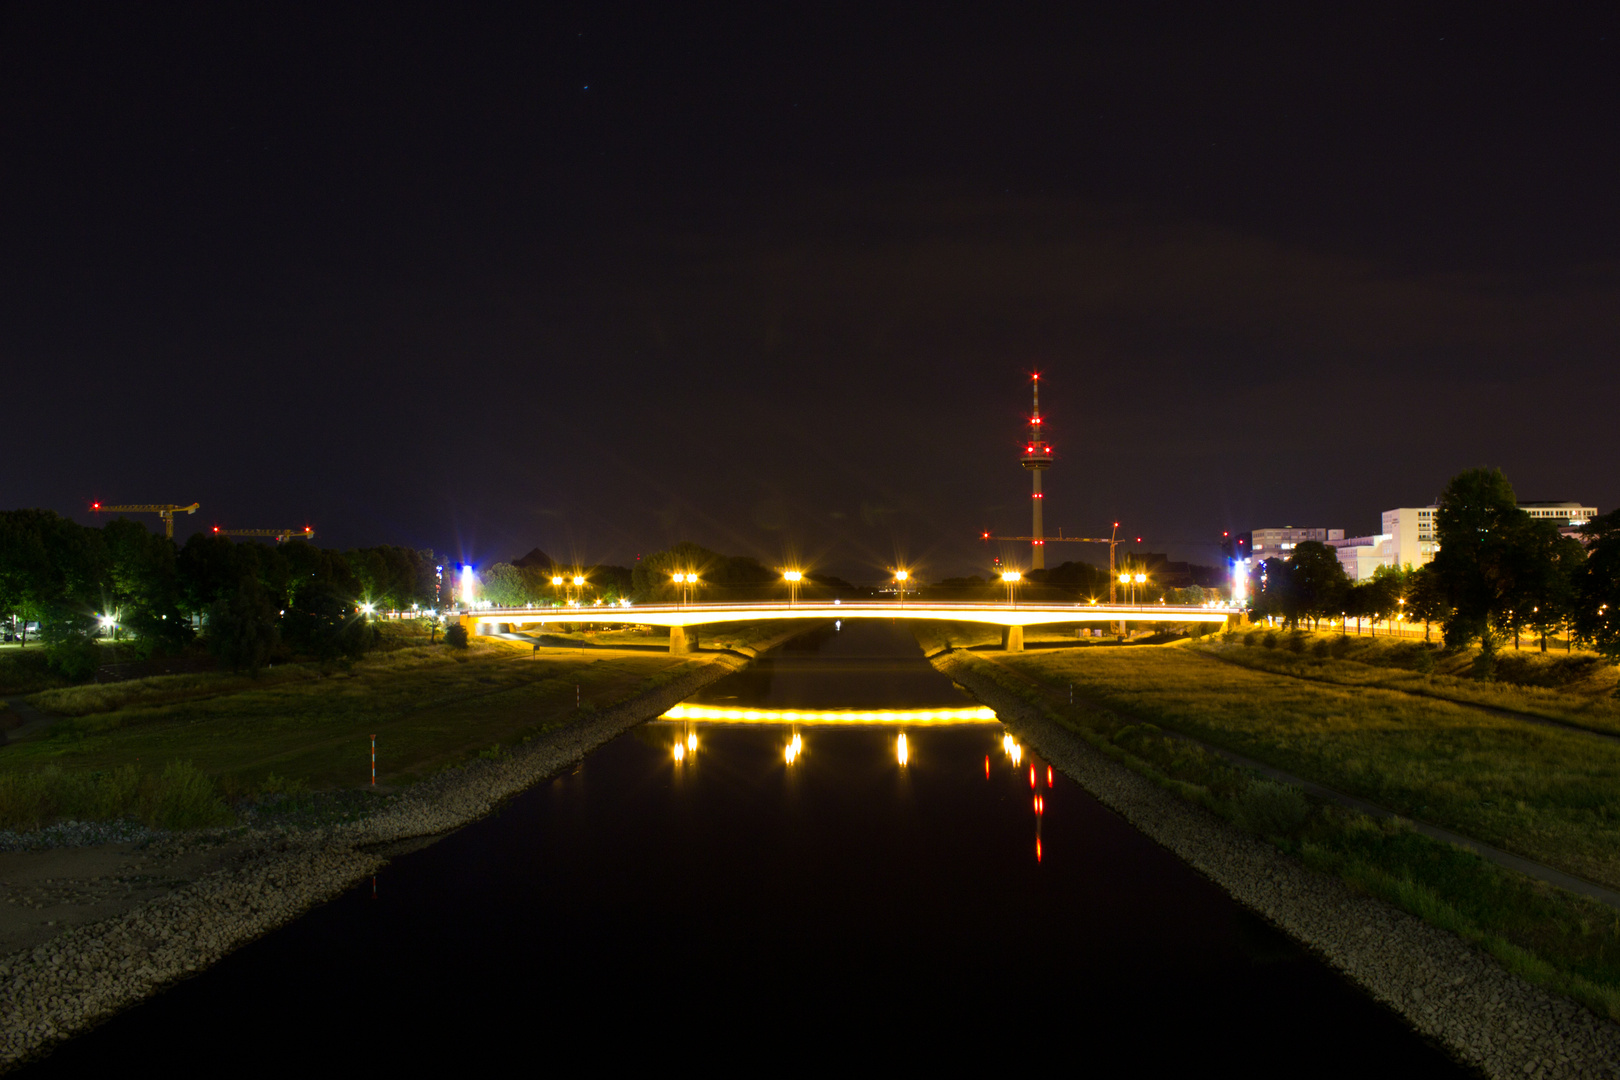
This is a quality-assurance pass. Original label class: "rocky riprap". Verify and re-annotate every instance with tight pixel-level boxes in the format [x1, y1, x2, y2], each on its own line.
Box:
[0, 654, 747, 1069]
[934, 650, 1620, 1080]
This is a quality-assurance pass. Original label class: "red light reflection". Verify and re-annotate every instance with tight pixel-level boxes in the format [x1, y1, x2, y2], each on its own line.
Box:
[1047, 766, 1053, 787]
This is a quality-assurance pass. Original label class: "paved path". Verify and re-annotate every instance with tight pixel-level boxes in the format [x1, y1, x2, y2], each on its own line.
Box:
[0, 697, 53, 745]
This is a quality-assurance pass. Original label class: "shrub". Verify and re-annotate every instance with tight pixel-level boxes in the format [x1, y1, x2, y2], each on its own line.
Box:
[1287, 632, 1306, 654]
[1311, 638, 1330, 659]
[1329, 635, 1353, 659]
[444, 623, 469, 649]
[1233, 779, 1310, 837]
[1262, 631, 1278, 650]
[46, 638, 101, 682]
[1243, 630, 1261, 647]
[1415, 647, 1436, 675]
[141, 761, 232, 829]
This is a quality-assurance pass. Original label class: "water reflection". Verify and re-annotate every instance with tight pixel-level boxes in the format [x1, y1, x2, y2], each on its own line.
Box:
[655, 716, 1058, 865]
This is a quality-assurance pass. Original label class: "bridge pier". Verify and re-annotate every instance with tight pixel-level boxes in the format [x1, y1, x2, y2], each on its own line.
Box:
[1001, 625, 1024, 652]
[669, 626, 692, 655]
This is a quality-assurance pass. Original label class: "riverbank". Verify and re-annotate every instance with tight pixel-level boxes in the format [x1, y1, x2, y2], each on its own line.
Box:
[931, 647, 1620, 1080]
[0, 626, 814, 1069]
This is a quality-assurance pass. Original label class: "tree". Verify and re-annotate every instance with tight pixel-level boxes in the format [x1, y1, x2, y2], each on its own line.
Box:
[1430, 467, 1530, 653]
[482, 562, 527, 607]
[206, 574, 280, 674]
[1289, 541, 1348, 629]
[1517, 525, 1586, 652]
[1248, 557, 1295, 625]
[103, 518, 189, 656]
[1575, 510, 1620, 668]
[1362, 564, 1408, 634]
[1405, 564, 1446, 642]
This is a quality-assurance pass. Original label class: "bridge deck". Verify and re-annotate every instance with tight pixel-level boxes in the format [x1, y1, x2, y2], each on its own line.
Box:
[467, 600, 1235, 630]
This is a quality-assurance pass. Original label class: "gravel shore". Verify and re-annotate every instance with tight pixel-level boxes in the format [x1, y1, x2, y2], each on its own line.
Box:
[935, 649, 1620, 1080]
[0, 652, 748, 1069]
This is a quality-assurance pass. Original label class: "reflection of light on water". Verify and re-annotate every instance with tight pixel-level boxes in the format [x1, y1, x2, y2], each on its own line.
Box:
[784, 731, 803, 764]
[673, 741, 685, 763]
[1047, 765, 1054, 787]
[687, 732, 698, 752]
[664, 705, 995, 725]
[897, 732, 908, 767]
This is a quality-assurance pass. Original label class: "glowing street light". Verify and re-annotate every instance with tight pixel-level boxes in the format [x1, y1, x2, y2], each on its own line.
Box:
[672, 571, 699, 606]
[784, 570, 804, 607]
[894, 569, 909, 609]
[550, 575, 564, 606]
[1001, 570, 1022, 608]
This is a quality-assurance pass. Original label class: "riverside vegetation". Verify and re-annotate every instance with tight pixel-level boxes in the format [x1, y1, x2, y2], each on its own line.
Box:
[0, 618, 802, 832]
[913, 622, 1620, 1022]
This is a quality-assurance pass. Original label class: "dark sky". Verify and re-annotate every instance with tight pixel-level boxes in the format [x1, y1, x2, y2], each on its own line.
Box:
[5, 3, 1617, 580]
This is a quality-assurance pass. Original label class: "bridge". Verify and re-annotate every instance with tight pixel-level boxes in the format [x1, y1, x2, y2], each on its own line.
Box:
[459, 601, 1242, 653]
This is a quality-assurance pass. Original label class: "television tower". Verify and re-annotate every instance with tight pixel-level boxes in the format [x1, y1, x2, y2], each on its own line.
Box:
[1020, 373, 1053, 569]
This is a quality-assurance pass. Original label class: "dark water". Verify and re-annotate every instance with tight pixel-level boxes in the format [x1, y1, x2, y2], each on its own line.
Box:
[29, 622, 1470, 1074]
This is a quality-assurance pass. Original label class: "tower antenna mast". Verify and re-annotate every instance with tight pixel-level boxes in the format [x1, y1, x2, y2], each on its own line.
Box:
[1020, 373, 1053, 569]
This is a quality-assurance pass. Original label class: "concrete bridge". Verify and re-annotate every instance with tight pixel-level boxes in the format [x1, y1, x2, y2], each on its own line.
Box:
[459, 601, 1242, 653]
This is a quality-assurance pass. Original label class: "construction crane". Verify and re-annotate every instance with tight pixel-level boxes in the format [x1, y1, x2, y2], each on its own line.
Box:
[92, 502, 199, 540]
[211, 526, 316, 542]
[981, 523, 1128, 602]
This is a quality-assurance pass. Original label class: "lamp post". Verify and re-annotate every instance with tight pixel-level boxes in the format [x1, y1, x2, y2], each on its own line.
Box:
[672, 571, 698, 606]
[551, 575, 564, 606]
[784, 570, 804, 608]
[1001, 570, 1022, 608]
[1118, 571, 1130, 605]
[1134, 572, 1146, 606]
[895, 569, 909, 609]
[572, 575, 586, 608]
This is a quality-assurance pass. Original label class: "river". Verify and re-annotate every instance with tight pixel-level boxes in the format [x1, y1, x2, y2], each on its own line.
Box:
[26, 621, 1469, 1073]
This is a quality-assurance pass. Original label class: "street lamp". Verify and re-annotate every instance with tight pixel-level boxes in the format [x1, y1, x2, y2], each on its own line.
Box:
[551, 576, 564, 606]
[895, 569, 909, 609]
[1001, 570, 1022, 608]
[572, 574, 586, 607]
[1118, 571, 1130, 604]
[783, 570, 804, 608]
[672, 571, 699, 606]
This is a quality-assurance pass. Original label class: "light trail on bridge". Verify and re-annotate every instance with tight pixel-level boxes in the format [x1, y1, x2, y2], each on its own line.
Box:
[660, 704, 998, 725]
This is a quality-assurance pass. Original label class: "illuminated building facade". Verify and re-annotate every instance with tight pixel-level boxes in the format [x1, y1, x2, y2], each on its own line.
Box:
[1330, 501, 1598, 580]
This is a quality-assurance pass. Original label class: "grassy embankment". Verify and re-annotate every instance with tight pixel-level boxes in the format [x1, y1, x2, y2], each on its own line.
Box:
[1193, 629, 1620, 736]
[919, 622, 1620, 1019]
[0, 619, 775, 831]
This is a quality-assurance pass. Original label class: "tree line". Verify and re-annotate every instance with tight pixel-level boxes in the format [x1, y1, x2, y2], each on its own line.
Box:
[0, 510, 443, 677]
[1248, 468, 1620, 668]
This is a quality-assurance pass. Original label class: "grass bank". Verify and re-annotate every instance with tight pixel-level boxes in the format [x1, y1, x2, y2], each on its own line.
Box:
[944, 638, 1620, 1020]
[1197, 629, 1620, 736]
[0, 635, 713, 830]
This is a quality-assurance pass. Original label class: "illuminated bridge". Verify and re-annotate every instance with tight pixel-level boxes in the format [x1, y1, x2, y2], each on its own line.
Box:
[460, 601, 1241, 653]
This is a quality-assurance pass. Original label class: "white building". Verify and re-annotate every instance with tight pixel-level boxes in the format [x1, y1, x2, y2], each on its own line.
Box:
[1329, 502, 1598, 580]
[1246, 527, 1344, 562]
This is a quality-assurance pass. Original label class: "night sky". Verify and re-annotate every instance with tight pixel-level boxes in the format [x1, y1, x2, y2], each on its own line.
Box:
[5, 4, 1617, 579]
